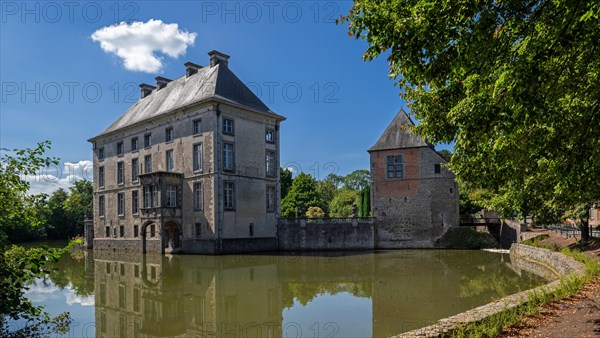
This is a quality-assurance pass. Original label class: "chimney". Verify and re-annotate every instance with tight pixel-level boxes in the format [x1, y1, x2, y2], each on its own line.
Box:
[139, 83, 156, 99]
[208, 50, 230, 68]
[184, 61, 202, 77]
[155, 76, 172, 90]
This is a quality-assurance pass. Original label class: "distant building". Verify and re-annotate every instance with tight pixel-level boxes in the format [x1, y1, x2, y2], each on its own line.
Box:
[88, 51, 285, 254]
[368, 109, 459, 248]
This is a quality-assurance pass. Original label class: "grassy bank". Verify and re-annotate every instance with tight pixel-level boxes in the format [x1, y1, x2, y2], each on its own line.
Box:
[444, 243, 599, 338]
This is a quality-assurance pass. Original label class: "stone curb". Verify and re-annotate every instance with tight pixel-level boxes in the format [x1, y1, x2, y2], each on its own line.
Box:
[396, 244, 586, 337]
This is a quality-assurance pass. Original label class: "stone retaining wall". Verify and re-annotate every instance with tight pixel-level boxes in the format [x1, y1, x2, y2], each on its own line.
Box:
[278, 221, 374, 251]
[398, 244, 585, 337]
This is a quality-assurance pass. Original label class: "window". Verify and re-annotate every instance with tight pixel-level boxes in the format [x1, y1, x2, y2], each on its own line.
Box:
[117, 141, 124, 156]
[193, 119, 202, 134]
[249, 223, 254, 237]
[265, 150, 276, 177]
[386, 155, 404, 179]
[224, 182, 235, 210]
[165, 127, 174, 142]
[132, 158, 139, 182]
[117, 193, 125, 216]
[143, 186, 152, 208]
[194, 182, 203, 210]
[193, 143, 203, 172]
[119, 285, 126, 308]
[434, 163, 441, 174]
[131, 137, 138, 151]
[132, 190, 139, 214]
[134, 225, 139, 238]
[133, 288, 140, 312]
[144, 133, 151, 148]
[266, 186, 275, 212]
[166, 185, 177, 207]
[223, 118, 234, 134]
[99, 195, 105, 217]
[105, 226, 110, 238]
[152, 186, 159, 207]
[195, 223, 202, 238]
[117, 162, 124, 185]
[98, 147, 104, 160]
[143, 186, 159, 208]
[144, 155, 152, 173]
[223, 143, 234, 171]
[166, 150, 174, 172]
[266, 129, 274, 143]
[150, 224, 156, 237]
[119, 225, 124, 238]
[98, 166, 105, 188]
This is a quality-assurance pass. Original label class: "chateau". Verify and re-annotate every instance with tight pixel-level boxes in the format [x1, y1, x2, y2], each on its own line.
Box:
[88, 51, 285, 254]
[369, 110, 459, 248]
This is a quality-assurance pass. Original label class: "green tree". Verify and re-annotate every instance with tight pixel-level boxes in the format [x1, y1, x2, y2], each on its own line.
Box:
[329, 189, 360, 217]
[324, 173, 345, 189]
[360, 185, 371, 217]
[341, 1, 600, 239]
[437, 149, 452, 162]
[63, 179, 93, 238]
[343, 170, 370, 190]
[0, 142, 57, 242]
[280, 173, 322, 218]
[0, 142, 71, 336]
[45, 189, 70, 240]
[317, 180, 337, 216]
[280, 168, 293, 200]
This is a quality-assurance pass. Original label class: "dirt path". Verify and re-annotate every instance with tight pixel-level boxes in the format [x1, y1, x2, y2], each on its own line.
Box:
[500, 230, 600, 337]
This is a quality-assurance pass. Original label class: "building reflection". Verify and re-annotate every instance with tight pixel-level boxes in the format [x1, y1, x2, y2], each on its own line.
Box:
[92, 250, 545, 337]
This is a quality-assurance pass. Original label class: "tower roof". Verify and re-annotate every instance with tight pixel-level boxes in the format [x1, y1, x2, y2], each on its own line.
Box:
[368, 109, 428, 152]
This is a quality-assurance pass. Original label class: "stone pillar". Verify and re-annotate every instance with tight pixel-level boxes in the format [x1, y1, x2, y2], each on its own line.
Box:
[84, 217, 94, 249]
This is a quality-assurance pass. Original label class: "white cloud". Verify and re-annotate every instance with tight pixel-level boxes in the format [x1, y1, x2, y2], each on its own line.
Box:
[91, 19, 197, 73]
[26, 160, 93, 195]
[65, 292, 95, 306]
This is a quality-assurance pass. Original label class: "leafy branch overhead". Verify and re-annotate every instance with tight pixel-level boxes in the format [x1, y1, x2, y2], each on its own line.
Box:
[340, 1, 600, 219]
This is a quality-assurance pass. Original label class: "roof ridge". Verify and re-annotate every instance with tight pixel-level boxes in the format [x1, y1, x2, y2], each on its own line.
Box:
[368, 108, 428, 151]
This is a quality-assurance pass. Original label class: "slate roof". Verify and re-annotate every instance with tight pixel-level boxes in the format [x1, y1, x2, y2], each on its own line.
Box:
[91, 63, 283, 140]
[368, 109, 429, 151]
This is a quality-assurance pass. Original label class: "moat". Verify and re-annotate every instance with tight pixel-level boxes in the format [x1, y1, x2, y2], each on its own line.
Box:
[23, 249, 547, 337]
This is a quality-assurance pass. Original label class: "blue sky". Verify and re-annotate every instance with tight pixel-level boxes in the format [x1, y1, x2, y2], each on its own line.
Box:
[1, 1, 444, 192]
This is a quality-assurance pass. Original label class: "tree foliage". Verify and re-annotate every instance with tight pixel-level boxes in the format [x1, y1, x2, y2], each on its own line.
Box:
[0, 142, 71, 336]
[305, 206, 326, 219]
[0, 142, 58, 242]
[341, 1, 600, 221]
[280, 173, 323, 218]
[329, 189, 360, 217]
[280, 167, 293, 200]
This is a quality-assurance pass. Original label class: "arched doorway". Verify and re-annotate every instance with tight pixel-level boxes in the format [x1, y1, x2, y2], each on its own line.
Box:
[164, 221, 181, 253]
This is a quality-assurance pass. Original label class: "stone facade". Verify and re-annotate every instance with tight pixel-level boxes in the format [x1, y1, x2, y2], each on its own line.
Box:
[369, 110, 459, 248]
[88, 51, 285, 254]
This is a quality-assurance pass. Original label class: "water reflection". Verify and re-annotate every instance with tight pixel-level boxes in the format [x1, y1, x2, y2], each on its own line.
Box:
[42, 250, 546, 337]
